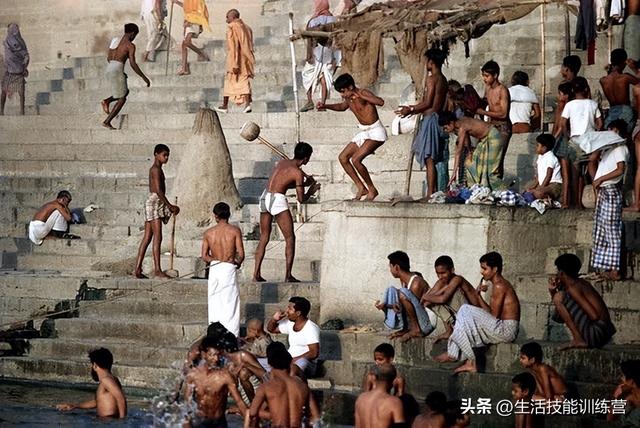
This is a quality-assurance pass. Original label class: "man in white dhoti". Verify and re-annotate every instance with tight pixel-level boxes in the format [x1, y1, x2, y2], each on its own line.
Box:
[28, 191, 77, 245]
[201, 202, 245, 337]
[434, 252, 520, 374]
[140, 0, 169, 62]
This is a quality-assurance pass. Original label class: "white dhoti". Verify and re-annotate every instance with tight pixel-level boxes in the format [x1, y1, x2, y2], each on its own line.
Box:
[208, 261, 240, 336]
[302, 61, 334, 97]
[142, 11, 168, 61]
[259, 190, 289, 216]
[447, 304, 519, 361]
[105, 60, 128, 99]
[351, 120, 388, 147]
[28, 210, 67, 246]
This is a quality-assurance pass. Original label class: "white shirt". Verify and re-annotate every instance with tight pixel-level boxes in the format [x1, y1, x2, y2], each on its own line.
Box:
[509, 85, 538, 124]
[141, 0, 155, 16]
[561, 99, 601, 137]
[594, 145, 629, 186]
[277, 319, 320, 359]
[536, 151, 562, 185]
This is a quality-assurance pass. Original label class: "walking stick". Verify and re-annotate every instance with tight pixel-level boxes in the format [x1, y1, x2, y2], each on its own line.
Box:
[165, 1, 174, 76]
[167, 196, 179, 277]
[288, 13, 301, 142]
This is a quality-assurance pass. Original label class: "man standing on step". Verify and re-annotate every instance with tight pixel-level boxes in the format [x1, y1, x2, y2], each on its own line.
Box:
[101, 23, 150, 130]
[253, 142, 319, 283]
[28, 190, 79, 245]
[201, 202, 245, 337]
[172, 0, 210, 75]
[141, 0, 169, 62]
[216, 9, 255, 114]
[354, 364, 405, 427]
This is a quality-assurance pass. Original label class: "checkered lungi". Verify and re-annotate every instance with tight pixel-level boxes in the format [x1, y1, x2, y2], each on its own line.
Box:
[590, 184, 622, 271]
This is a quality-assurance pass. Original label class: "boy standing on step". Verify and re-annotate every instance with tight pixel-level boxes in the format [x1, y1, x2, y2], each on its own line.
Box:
[133, 144, 180, 279]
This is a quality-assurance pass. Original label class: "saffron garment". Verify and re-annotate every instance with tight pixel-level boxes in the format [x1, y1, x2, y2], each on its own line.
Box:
[183, 0, 210, 30]
[223, 19, 255, 105]
[208, 261, 240, 336]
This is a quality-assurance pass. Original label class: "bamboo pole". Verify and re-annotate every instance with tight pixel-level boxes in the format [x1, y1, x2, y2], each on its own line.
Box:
[540, 3, 546, 131]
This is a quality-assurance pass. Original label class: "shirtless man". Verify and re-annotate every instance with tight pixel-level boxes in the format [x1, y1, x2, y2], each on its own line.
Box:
[201, 202, 245, 336]
[434, 252, 520, 374]
[184, 336, 247, 427]
[395, 48, 449, 200]
[600, 49, 639, 131]
[549, 253, 616, 350]
[245, 342, 320, 428]
[421, 255, 482, 343]
[627, 64, 640, 211]
[253, 142, 320, 282]
[28, 190, 76, 245]
[57, 348, 127, 418]
[354, 363, 405, 428]
[318, 73, 386, 201]
[101, 23, 150, 130]
[476, 60, 511, 178]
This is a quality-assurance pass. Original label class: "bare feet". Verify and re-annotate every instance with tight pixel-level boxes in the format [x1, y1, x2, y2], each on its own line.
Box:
[364, 188, 379, 201]
[102, 121, 116, 130]
[605, 270, 622, 281]
[624, 205, 640, 212]
[560, 340, 588, 351]
[153, 270, 171, 279]
[197, 53, 210, 62]
[399, 329, 424, 343]
[253, 275, 266, 282]
[285, 276, 300, 283]
[101, 100, 110, 115]
[453, 359, 478, 373]
[433, 352, 457, 363]
[374, 300, 385, 311]
[352, 187, 368, 201]
[177, 65, 191, 76]
[388, 330, 407, 340]
[133, 270, 148, 279]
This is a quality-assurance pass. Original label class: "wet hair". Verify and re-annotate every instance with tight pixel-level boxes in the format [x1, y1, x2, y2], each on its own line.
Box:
[611, 48, 628, 68]
[374, 363, 397, 383]
[334, 73, 356, 91]
[479, 251, 503, 273]
[448, 79, 462, 93]
[213, 202, 231, 220]
[554, 253, 582, 279]
[512, 372, 537, 397]
[57, 190, 72, 200]
[621, 360, 640, 385]
[289, 296, 311, 318]
[207, 322, 229, 341]
[387, 251, 410, 272]
[536, 133, 556, 152]
[572, 76, 590, 96]
[294, 141, 313, 160]
[220, 332, 239, 352]
[89, 348, 114, 371]
[608, 119, 629, 139]
[438, 111, 457, 127]
[200, 336, 221, 352]
[562, 55, 582, 75]
[154, 144, 170, 155]
[511, 71, 529, 86]
[374, 343, 395, 359]
[520, 342, 543, 363]
[425, 48, 446, 68]
[558, 81, 575, 100]
[399, 394, 420, 425]
[434, 255, 454, 270]
[124, 23, 139, 35]
[267, 341, 292, 370]
[444, 400, 465, 426]
[425, 391, 447, 413]
[481, 60, 500, 76]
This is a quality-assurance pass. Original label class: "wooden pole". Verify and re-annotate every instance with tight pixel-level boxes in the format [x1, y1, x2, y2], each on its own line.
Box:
[404, 63, 428, 196]
[289, 13, 301, 143]
[564, 3, 571, 56]
[165, 1, 174, 76]
[540, 3, 546, 131]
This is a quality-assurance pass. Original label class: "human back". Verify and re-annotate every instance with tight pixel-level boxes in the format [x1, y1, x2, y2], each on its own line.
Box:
[267, 159, 302, 194]
[204, 222, 241, 264]
[107, 35, 132, 64]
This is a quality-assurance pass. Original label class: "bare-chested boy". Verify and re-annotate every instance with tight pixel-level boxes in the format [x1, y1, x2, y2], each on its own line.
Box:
[607, 359, 640, 424]
[245, 342, 320, 428]
[355, 363, 405, 428]
[519, 341, 567, 400]
[101, 23, 150, 129]
[133, 144, 180, 279]
[253, 142, 320, 282]
[434, 252, 520, 374]
[318, 73, 386, 201]
[184, 336, 247, 427]
[421, 255, 481, 343]
[395, 48, 448, 200]
[412, 391, 447, 428]
[476, 60, 511, 178]
[28, 190, 77, 245]
[362, 343, 405, 396]
[201, 202, 244, 337]
[600, 49, 639, 132]
[57, 348, 127, 418]
[623, 60, 640, 211]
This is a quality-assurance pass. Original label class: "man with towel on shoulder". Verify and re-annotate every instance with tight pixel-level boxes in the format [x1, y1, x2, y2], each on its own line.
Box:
[28, 191, 80, 245]
[1, 23, 29, 116]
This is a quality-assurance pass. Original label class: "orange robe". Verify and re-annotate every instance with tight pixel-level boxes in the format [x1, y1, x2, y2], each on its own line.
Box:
[183, 0, 210, 30]
[223, 19, 255, 104]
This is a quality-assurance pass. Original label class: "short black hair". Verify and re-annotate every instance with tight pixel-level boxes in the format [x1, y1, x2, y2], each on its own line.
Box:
[611, 48, 628, 68]
[294, 141, 313, 160]
[213, 202, 231, 219]
[554, 253, 581, 279]
[374, 343, 395, 359]
[289, 296, 311, 318]
[374, 363, 397, 383]
[621, 360, 640, 385]
[267, 341, 292, 370]
[479, 251, 503, 273]
[536, 133, 556, 152]
[154, 144, 170, 155]
[399, 394, 420, 425]
[434, 255, 454, 270]
[206, 321, 229, 341]
[57, 190, 72, 200]
[334, 73, 355, 92]
[438, 111, 457, 127]
[608, 119, 629, 139]
[558, 81, 575, 100]
[425, 391, 447, 413]
[124, 23, 139, 34]
[89, 348, 113, 371]
[572, 76, 590, 96]
[511, 71, 529, 86]
[200, 336, 221, 352]
[481, 60, 500, 76]
[425, 48, 446, 68]
[562, 55, 582, 75]
[520, 342, 543, 363]
[387, 251, 410, 272]
[220, 332, 239, 352]
[512, 372, 537, 398]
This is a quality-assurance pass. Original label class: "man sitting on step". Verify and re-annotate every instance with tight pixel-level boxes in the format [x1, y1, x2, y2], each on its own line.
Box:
[28, 190, 79, 245]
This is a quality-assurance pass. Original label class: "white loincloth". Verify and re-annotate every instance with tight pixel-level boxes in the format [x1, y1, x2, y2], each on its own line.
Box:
[259, 190, 289, 216]
[302, 61, 334, 97]
[28, 210, 67, 245]
[352, 120, 387, 147]
[208, 261, 240, 336]
[105, 60, 128, 99]
[142, 11, 168, 59]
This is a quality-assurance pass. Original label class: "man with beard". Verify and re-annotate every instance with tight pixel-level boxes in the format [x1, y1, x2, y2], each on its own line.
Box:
[57, 348, 127, 418]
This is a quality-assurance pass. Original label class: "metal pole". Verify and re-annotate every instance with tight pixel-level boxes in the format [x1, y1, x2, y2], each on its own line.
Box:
[288, 12, 301, 142]
[165, 1, 174, 76]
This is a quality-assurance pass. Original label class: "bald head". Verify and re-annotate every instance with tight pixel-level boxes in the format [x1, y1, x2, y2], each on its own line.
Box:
[227, 9, 240, 19]
[374, 363, 397, 384]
